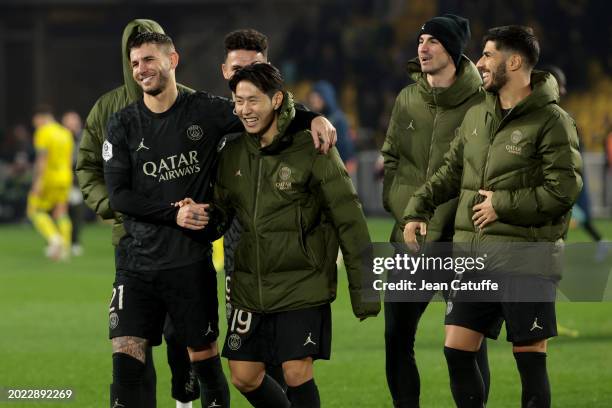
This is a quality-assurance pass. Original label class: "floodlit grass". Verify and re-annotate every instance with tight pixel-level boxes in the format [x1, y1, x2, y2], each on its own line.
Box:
[0, 218, 611, 407]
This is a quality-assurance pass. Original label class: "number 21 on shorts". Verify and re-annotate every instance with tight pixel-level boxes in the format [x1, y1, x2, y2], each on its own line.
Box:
[109, 285, 124, 312]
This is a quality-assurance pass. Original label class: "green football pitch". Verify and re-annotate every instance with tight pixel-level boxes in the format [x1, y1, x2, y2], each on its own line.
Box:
[1, 218, 611, 407]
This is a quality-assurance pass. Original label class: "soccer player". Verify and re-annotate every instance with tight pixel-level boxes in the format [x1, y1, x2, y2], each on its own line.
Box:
[27, 105, 74, 261]
[77, 20, 200, 408]
[404, 26, 582, 407]
[214, 62, 380, 408]
[103, 32, 335, 408]
[381, 14, 489, 407]
[219, 28, 286, 390]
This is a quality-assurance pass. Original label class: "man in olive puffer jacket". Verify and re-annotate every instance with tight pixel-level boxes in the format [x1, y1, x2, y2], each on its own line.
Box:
[214, 63, 380, 408]
[404, 26, 582, 408]
[381, 14, 490, 407]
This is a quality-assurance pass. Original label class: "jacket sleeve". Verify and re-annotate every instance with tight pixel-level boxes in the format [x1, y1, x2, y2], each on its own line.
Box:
[381, 92, 403, 212]
[76, 99, 117, 220]
[492, 112, 583, 224]
[312, 147, 380, 319]
[103, 114, 178, 224]
[210, 157, 236, 239]
[403, 123, 465, 223]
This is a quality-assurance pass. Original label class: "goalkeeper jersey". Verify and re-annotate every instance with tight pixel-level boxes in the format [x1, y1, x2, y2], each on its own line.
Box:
[34, 122, 74, 187]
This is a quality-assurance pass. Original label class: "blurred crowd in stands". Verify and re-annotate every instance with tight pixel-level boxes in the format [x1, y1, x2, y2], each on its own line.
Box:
[0, 0, 610, 222]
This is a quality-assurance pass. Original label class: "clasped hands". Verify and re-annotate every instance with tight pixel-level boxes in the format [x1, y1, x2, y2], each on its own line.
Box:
[173, 197, 210, 230]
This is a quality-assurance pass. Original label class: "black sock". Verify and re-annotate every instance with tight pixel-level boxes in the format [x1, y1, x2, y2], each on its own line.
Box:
[110, 353, 145, 408]
[166, 332, 199, 402]
[514, 352, 551, 408]
[287, 379, 320, 408]
[142, 347, 157, 408]
[267, 365, 288, 392]
[475, 340, 490, 403]
[192, 355, 230, 408]
[444, 347, 485, 408]
[241, 374, 290, 408]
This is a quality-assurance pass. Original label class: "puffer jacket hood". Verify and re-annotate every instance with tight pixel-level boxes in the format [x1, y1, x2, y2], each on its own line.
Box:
[121, 19, 167, 102]
[483, 70, 559, 119]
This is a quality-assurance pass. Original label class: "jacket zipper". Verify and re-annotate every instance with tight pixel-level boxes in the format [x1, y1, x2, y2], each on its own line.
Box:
[479, 101, 509, 239]
[253, 158, 264, 310]
[424, 92, 439, 180]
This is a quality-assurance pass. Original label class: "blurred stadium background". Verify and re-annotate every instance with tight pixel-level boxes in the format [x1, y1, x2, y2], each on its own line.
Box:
[0, 0, 610, 407]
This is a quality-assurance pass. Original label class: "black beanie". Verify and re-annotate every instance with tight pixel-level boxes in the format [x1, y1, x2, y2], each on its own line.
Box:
[419, 14, 471, 68]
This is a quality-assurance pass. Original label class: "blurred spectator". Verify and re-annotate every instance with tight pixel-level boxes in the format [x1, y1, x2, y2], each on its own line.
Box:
[62, 110, 86, 256]
[308, 80, 357, 175]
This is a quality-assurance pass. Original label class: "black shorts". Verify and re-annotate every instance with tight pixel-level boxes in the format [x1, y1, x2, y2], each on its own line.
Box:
[222, 304, 332, 366]
[445, 300, 557, 344]
[108, 259, 219, 348]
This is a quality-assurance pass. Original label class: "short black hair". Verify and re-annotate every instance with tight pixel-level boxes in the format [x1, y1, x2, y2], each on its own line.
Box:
[127, 32, 174, 58]
[229, 63, 283, 97]
[483, 25, 540, 69]
[224, 29, 268, 58]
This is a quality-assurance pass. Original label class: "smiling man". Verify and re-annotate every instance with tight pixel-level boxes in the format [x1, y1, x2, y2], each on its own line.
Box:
[381, 14, 490, 407]
[213, 63, 379, 408]
[404, 26, 582, 407]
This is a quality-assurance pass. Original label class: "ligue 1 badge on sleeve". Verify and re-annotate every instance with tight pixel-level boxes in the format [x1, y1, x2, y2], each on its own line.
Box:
[102, 140, 113, 161]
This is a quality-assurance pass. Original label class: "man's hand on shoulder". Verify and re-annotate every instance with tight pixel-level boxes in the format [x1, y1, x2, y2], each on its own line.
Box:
[310, 116, 337, 154]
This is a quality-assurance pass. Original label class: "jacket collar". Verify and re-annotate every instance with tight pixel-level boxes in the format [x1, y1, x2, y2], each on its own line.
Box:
[484, 70, 559, 120]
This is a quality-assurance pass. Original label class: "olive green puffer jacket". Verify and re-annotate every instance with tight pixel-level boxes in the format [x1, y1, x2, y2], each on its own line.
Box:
[215, 93, 380, 318]
[404, 71, 583, 276]
[382, 56, 483, 243]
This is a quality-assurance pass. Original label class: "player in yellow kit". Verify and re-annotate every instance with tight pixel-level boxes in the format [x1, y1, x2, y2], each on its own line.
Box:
[27, 106, 74, 260]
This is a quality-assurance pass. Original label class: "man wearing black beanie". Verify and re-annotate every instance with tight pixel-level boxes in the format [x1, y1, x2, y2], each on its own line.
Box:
[381, 14, 490, 408]
[419, 14, 471, 69]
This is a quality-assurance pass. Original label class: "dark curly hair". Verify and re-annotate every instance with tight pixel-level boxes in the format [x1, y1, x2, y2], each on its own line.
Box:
[224, 29, 268, 58]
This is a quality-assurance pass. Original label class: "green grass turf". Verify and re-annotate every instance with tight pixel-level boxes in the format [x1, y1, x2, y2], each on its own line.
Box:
[0, 218, 611, 407]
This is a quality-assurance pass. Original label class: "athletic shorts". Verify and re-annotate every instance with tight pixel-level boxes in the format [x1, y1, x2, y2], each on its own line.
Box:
[222, 304, 332, 365]
[27, 183, 70, 213]
[445, 300, 557, 344]
[108, 259, 219, 348]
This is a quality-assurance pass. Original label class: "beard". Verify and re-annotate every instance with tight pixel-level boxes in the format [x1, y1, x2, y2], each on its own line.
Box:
[484, 62, 508, 93]
[142, 71, 169, 96]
